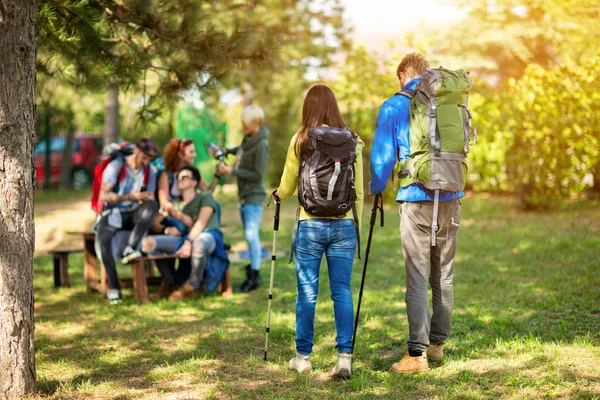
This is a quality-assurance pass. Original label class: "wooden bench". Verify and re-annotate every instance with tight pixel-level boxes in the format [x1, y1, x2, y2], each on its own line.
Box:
[67, 231, 233, 303]
[127, 255, 233, 303]
[52, 248, 83, 287]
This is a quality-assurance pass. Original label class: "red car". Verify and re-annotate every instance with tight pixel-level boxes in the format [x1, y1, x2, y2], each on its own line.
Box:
[35, 135, 103, 189]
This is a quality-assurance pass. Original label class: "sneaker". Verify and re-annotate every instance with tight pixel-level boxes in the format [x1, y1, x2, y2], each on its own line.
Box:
[331, 352, 352, 380]
[168, 281, 198, 302]
[427, 343, 444, 361]
[106, 289, 122, 305]
[120, 246, 145, 264]
[391, 352, 429, 374]
[289, 352, 312, 374]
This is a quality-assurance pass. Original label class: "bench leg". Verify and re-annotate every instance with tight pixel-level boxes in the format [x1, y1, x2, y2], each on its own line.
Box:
[83, 237, 100, 293]
[218, 268, 233, 297]
[144, 260, 155, 278]
[53, 253, 70, 287]
[132, 259, 149, 304]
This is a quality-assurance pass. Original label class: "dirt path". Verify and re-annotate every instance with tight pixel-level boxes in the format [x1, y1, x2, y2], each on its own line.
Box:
[35, 196, 96, 255]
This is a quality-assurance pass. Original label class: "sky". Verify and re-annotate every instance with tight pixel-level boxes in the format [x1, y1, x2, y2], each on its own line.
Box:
[341, 0, 465, 52]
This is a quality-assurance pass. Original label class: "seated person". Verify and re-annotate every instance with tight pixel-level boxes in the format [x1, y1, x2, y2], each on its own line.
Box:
[142, 165, 229, 301]
[97, 138, 160, 304]
[153, 138, 219, 235]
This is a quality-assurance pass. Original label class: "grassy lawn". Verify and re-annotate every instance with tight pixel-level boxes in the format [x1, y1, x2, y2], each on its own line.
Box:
[32, 193, 600, 399]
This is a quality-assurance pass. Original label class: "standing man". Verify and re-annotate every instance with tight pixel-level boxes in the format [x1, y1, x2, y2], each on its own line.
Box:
[97, 138, 160, 304]
[217, 105, 269, 292]
[370, 53, 464, 373]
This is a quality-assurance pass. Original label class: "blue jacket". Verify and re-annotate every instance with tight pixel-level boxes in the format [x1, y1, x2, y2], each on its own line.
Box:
[203, 229, 230, 294]
[369, 77, 465, 202]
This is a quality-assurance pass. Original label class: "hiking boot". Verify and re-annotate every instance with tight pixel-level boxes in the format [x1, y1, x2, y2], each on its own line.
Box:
[427, 343, 444, 361]
[391, 353, 429, 374]
[120, 246, 145, 264]
[106, 289, 122, 305]
[238, 266, 261, 293]
[237, 264, 252, 291]
[168, 281, 198, 302]
[289, 352, 312, 374]
[157, 282, 178, 298]
[331, 352, 352, 380]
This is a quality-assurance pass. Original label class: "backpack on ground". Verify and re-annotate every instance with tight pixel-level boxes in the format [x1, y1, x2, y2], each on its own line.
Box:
[91, 141, 150, 215]
[291, 126, 361, 261]
[397, 67, 478, 246]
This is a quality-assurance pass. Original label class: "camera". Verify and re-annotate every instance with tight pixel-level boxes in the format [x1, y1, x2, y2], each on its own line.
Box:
[207, 143, 226, 165]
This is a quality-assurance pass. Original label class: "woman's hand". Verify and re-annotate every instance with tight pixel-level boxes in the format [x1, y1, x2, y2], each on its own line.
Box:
[162, 202, 175, 215]
[176, 240, 192, 258]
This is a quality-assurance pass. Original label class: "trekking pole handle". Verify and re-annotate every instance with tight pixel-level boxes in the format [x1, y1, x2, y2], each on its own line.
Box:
[370, 194, 381, 227]
[379, 195, 384, 227]
[274, 202, 280, 231]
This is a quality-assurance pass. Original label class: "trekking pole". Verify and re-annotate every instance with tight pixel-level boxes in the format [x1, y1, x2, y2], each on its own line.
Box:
[264, 192, 281, 361]
[352, 194, 384, 353]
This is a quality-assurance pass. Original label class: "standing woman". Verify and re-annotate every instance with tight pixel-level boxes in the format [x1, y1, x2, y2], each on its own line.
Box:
[274, 85, 364, 379]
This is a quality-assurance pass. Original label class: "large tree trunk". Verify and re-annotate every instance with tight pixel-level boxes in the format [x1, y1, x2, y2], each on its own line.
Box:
[104, 85, 119, 146]
[0, 0, 38, 398]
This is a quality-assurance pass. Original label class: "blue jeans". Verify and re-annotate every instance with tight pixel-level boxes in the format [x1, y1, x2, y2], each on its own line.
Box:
[294, 218, 356, 355]
[149, 233, 216, 290]
[239, 203, 264, 271]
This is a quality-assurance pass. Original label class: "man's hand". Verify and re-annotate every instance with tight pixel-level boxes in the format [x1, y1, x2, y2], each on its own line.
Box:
[367, 181, 374, 196]
[164, 227, 181, 236]
[273, 190, 281, 204]
[128, 190, 147, 201]
[176, 240, 192, 258]
[217, 164, 233, 176]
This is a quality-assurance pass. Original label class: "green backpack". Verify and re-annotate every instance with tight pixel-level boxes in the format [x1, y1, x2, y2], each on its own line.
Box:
[398, 67, 478, 245]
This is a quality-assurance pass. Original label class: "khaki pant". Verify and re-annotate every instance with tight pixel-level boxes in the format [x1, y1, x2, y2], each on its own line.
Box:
[399, 199, 461, 354]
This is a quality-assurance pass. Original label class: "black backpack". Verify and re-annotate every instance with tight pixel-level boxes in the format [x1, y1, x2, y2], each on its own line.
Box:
[291, 126, 361, 261]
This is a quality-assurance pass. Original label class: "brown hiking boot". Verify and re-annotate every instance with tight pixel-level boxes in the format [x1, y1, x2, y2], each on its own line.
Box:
[157, 282, 178, 298]
[427, 343, 444, 361]
[391, 353, 429, 374]
[168, 281, 198, 302]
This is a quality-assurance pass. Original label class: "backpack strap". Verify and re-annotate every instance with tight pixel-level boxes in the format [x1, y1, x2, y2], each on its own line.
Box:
[352, 203, 361, 260]
[395, 89, 416, 100]
[115, 160, 128, 192]
[143, 166, 151, 186]
[431, 190, 440, 247]
[288, 206, 301, 264]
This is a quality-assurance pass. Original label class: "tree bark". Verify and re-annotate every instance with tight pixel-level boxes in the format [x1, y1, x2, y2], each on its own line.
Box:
[0, 0, 38, 398]
[104, 85, 119, 146]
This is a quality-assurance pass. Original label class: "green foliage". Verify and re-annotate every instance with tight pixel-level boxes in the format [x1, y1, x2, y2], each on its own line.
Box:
[505, 59, 600, 208]
[433, 0, 600, 83]
[38, 0, 276, 96]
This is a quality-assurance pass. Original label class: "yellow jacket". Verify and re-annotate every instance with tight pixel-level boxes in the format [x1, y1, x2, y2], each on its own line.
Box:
[276, 131, 364, 225]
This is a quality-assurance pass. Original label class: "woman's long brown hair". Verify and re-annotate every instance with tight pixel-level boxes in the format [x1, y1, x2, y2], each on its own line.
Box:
[163, 138, 193, 173]
[294, 85, 353, 156]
